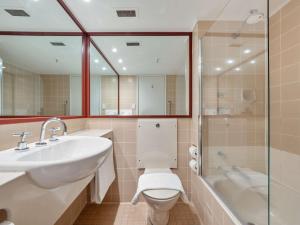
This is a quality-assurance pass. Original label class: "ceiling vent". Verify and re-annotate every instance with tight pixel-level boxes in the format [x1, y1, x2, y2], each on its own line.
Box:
[5, 9, 30, 17]
[126, 42, 140, 47]
[50, 42, 66, 46]
[116, 9, 136, 17]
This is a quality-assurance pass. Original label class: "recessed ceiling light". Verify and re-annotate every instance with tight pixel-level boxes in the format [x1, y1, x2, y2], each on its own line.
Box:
[250, 60, 256, 64]
[226, 59, 234, 64]
[118, 59, 123, 63]
[102, 67, 107, 71]
[83, 0, 91, 2]
[112, 48, 118, 53]
[94, 59, 99, 63]
[235, 67, 241, 71]
[122, 67, 127, 71]
[215, 67, 222, 71]
[244, 49, 251, 54]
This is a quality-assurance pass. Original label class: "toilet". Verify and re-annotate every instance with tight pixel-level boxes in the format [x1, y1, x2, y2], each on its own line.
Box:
[132, 119, 187, 225]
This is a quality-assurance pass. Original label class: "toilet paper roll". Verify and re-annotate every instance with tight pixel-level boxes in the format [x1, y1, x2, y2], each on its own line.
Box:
[0, 221, 15, 225]
[189, 146, 198, 159]
[189, 159, 198, 173]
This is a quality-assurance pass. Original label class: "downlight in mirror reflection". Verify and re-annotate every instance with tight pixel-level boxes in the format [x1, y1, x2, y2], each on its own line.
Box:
[102, 67, 107, 71]
[215, 67, 222, 71]
[235, 67, 241, 71]
[118, 59, 123, 63]
[226, 59, 234, 64]
[122, 67, 127, 71]
[94, 59, 99, 63]
[250, 60, 256, 64]
[112, 48, 118, 53]
[243, 49, 251, 54]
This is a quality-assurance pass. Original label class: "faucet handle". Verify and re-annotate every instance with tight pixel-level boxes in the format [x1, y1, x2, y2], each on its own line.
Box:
[13, 131, 31, 151]
[49, 127, 61, 142]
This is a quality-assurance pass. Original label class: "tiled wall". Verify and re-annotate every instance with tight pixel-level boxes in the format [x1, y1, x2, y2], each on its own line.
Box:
[2, 63, 41, 115]
[85, 118, 192, 202]
[101, 76, 118, 113]
[270, 1, 300, 224]
[119, 76, 137, 114]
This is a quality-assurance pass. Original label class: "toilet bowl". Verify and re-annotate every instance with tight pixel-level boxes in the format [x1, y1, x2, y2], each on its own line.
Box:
[135, 119, 187, 225]
[142, 169, 181, 225]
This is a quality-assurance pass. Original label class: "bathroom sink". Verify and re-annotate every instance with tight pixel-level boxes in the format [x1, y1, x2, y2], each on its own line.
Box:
[0, 136, 112, 188]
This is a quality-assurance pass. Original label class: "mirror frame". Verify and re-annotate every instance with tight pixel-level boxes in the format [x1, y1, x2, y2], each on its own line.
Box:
[0, 0, 192, 125]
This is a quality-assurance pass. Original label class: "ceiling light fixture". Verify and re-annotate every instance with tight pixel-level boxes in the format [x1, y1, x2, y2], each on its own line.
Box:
[94, 59, 99, 63]
[83, 0, 91, 2]
[118, 59, 123, 63]
[122, 67, 127, 71]
[102, 67, 107, 71]
[250, 60, 256, 64]
[226, 59, 234, 64]
[244, 49, 251, 54]
[215, 67, 222, 71]
[235, 67, 241, 71]
[112, 48, 118, 53]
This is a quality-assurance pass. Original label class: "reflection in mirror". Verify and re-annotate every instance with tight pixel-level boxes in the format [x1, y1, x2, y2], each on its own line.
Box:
[92, 36, 190, 116]
[0, 36, 82, 116]
[90, 43, 118, 116]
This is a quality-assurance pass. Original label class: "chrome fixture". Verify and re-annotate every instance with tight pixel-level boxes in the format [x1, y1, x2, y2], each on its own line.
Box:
[49, 127, 61, 142]
[36, 117, 67, 146]
[13, 131, 30, 151]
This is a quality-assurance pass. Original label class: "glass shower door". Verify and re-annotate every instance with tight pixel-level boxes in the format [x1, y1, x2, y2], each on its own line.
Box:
[200, 1, 269, 225]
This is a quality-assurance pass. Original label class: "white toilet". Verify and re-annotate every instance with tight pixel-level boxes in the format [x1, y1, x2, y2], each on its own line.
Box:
[133, 119, 187, 225]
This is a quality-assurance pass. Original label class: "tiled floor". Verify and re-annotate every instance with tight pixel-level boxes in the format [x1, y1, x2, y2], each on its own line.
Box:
[74, 203, 201, 225]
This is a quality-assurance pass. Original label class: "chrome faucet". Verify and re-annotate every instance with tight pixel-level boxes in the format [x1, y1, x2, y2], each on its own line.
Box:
[36, 117, 67, 146]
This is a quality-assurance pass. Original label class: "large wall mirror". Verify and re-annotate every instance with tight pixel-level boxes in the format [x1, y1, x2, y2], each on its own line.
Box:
[91, 34, 191, 116]
[0, 35, 83, 116]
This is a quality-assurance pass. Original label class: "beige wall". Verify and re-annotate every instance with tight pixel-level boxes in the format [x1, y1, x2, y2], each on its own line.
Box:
[101, 76, 118, 113]
[270, 1, 300, 224]
[41, 74, 70, 116]
[119, 76, 137, 114]
[2, 63, 41, 115]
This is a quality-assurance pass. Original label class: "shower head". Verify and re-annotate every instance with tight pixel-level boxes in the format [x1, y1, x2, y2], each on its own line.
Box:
[246, 9, 264, 25]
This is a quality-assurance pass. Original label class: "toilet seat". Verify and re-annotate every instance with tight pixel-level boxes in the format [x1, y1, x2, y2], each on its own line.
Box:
[142, 168, 181, 200]
[143, 189, 180, 200]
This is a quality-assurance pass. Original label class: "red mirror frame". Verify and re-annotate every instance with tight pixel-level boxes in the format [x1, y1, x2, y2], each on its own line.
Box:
[0, 0, 192, 125]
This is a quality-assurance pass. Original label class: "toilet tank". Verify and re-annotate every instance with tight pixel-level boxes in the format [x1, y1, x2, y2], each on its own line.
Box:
[137, 119, 177, 169]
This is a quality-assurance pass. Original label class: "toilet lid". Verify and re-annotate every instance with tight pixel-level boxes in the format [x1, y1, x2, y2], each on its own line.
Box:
[143, 189, 180, 200]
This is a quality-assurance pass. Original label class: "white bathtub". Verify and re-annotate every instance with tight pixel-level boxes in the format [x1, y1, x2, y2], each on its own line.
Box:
[206, 168, 284, 225]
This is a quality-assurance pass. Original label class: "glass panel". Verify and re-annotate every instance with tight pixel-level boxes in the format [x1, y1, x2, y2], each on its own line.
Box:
[269, 1, 300, 225]
[0, 0, 79, 32]
[201, 1, 269, 225]
[0, 35, 82, 116]
[92, 36, 190, 116]
[89, 42, 118, 116]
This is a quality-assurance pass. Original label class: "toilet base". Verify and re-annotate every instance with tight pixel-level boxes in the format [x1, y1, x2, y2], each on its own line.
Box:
[147, 207, 170, 225]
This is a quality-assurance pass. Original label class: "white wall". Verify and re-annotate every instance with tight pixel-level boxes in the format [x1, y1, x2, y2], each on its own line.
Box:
[138, 76, 166, 115]
[70, 75, 82, 116]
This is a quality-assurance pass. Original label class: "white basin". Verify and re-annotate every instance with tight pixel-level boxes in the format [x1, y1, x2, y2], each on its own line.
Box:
[0, 136, 112, 189]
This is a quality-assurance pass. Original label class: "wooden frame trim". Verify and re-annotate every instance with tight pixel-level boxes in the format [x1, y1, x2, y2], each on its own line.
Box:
[0, 1, 193, 124]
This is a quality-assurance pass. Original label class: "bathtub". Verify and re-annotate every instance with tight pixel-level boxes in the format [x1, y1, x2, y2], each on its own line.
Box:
[206, 168, 283, 225]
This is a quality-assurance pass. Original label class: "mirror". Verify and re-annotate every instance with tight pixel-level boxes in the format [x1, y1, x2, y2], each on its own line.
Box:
[92, 35, 190, 116]
[0, 35, 83, 116]
[90, 42, 118, 116]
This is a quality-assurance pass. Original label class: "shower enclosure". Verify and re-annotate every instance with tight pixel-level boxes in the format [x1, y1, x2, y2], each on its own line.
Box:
[200, 0, 269, 225]
[200, 0, 300, 224]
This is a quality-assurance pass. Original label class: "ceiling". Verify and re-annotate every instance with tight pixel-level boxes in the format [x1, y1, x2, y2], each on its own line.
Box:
[0, 0, 79, 32]
[0, 0, 290, 76]
[92, 36, 188, 76]
[0, 36, 82, 75]
[0, 0, 288, 32]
